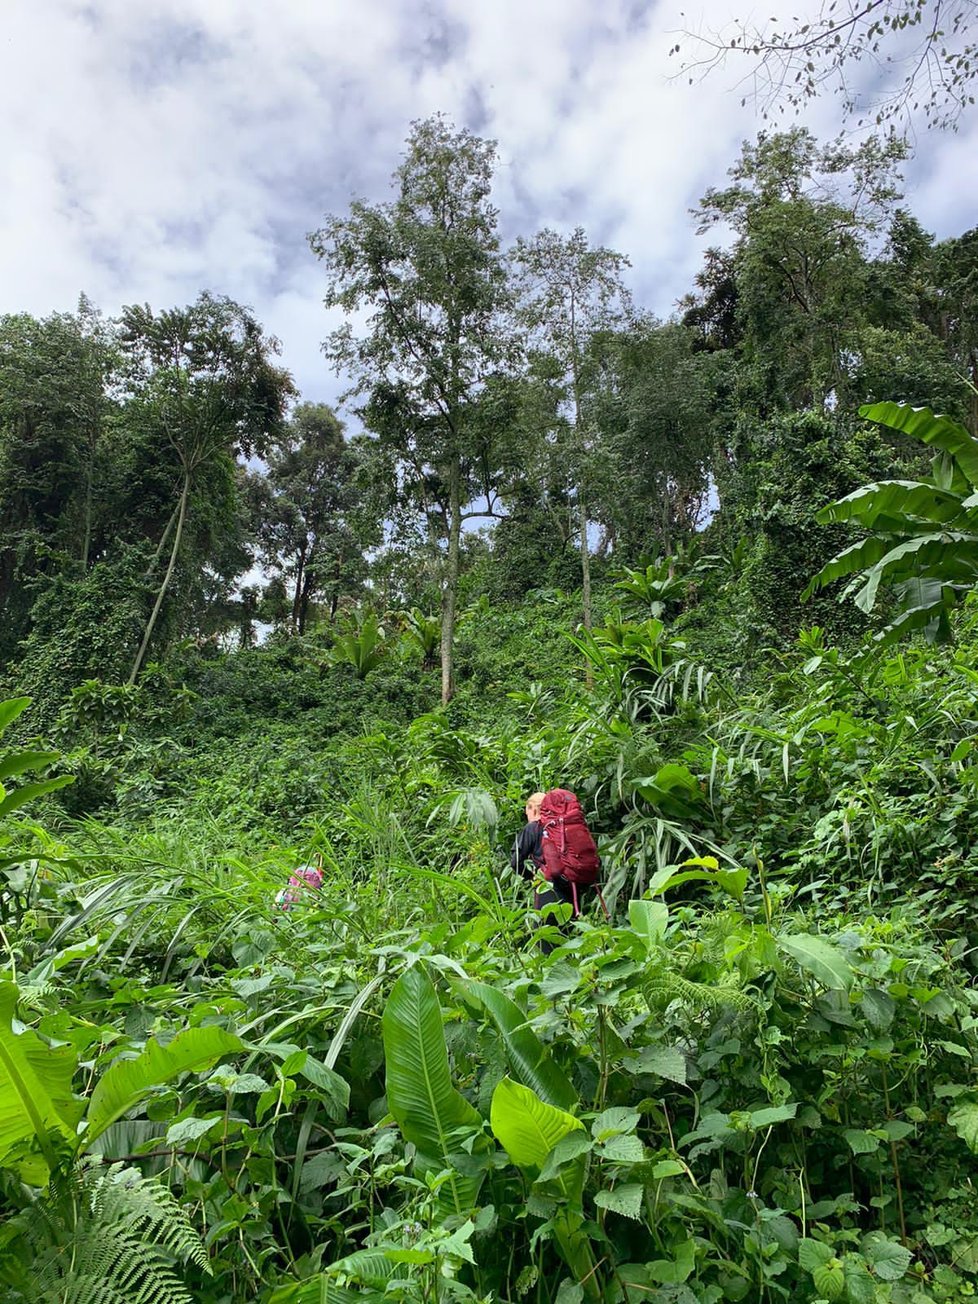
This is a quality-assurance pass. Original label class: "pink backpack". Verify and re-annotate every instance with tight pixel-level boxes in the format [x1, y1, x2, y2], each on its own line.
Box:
[538, 789, 608, 919]
[275, 865, 324, 912]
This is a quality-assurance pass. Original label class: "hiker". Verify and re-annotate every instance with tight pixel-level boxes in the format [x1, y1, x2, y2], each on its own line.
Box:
[512, 789, 605, 949]
[275, 863, 323, 912]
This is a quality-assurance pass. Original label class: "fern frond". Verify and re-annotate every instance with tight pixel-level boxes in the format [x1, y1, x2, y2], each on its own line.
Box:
[3, 1160, 207, 1304]
[645, 971, 759, 1016]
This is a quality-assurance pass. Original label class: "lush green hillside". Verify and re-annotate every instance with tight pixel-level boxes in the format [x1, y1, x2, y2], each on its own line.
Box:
[5, 111, 978, 1303]
[3, 572, 978, 1302]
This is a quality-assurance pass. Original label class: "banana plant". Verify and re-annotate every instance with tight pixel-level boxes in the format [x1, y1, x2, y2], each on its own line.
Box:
[398, 607, 440, 670]
[381, 964, 492, 1217]
[328, 609, 387, 678]
[803, 401, 978, 644]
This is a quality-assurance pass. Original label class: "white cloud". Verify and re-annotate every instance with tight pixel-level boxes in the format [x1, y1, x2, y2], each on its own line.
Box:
[0, 0, 973, 409]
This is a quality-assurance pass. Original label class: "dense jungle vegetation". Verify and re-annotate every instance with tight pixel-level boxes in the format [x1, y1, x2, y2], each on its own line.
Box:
[4, 104, 978, 1304]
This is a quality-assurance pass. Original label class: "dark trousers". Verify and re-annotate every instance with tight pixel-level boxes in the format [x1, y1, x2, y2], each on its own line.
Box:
[532, 877, 575, 954]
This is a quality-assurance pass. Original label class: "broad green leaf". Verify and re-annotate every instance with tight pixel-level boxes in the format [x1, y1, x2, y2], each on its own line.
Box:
[594, 1183, 643, 1220]
[463, 980, 577, 1110]
[555, 1282, 583, 1304]
[843, 1255, 876, 1304]
[651, 1158, 685, 1178]
[860, 402, 978, 489]
[592, 1106, 640, 1139]
[600, 1134, 644, 1163]
[778, 933, 854, 991]
[628, 899, 668, 949]
[815, 480, 965, 529]
[749, 1102, 797, 1128]
[0, 698, 31, 737]
[0, 751, 59, 782]
[632, 1045, 687, 1085]
[805, 534, 911, 601]
[85, 1025, 243, 1144]
[538, 1130, 593, 1181]
[330, 1248, 409, 1286]
[0, 774, 74, 818]
[861, 1232, 912, 1281]
[860, 988, 895, 1031]
[0, 982, 82, 1181]
[813, 1260, 845, 1300]
[798, 1239, 833, 1270]
[871, 588, 956, 648]
[165, 1115, 222, 1144]
[280, 1050, 350, 1117]
[948, 1100, 978, 1152]
[382, 964, 489, 1214]
[647, 1240, 695, 1284]
[852, 534, 978, 613]
[844, 1128, 882, 1155]
[490, 1076, 582, 1170]
[267, 1280, 383, 1304]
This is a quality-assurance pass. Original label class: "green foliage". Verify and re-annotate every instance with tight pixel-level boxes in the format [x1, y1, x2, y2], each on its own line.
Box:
[382, 965, 490, 1215]
[327, 610, 388, 679]
[806, 401, 978, 643]
[1, 1160, 209, 1304]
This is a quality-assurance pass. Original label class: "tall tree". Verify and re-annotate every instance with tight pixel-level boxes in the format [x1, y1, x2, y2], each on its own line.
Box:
[254, 402, 374, 633]
[512, 227, 632, 630]
[0, 309, 114, 661]
[311, 115, 513, 704]
[118, 293, 293, 682]
[694, 128, 908, 414]
[588, 320, 721, 559]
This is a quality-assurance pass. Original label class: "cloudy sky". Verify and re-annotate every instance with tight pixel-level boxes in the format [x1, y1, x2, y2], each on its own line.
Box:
[3, 0, 977, 415]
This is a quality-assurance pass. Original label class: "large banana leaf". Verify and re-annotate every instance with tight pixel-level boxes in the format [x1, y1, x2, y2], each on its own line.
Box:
[461, 981, 577, 1111]
[0, 982, 83, 1182]
[805, 402, 978, 644]
[802, 536, 894, 601]
[0, 750, 60, 782]
[84, 1025, 244, 1144]
[852, 534, 978, 613]
[815, 479, 965, 528]
[0, 774, 75, 819]
[859, 402, 978, 489]
[382, 964, 489, 1215]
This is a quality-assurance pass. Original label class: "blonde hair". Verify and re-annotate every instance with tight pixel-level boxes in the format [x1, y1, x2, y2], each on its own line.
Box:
[525, 791, 545, 819]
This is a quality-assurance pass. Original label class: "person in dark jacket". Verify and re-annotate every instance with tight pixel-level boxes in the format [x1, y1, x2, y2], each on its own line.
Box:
[511, 791, 574, 951]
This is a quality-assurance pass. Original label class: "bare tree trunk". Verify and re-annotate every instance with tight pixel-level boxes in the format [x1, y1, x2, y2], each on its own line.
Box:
[297, 568, 314, 634]
[145, 500, 180, 578]
[81, 427, 95, 571]
[128, 472, 190, 685]
[440, 458, 462, 705]
[578, 480, 592, 631]
[291, 544, 307, 630]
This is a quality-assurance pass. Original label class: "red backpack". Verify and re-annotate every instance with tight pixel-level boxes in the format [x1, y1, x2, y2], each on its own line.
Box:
[538, 788, 601, 886]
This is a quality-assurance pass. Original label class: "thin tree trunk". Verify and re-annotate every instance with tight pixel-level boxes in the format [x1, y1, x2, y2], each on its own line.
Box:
[128, 472, 190, 685]
[578, 480, 592, 631]
[146, 501, 180, 578]
[291, 544, 307, 630]
[81, 429, 95, 571]
[440, 458, 462, 705]
[297, 567, 314, 634]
